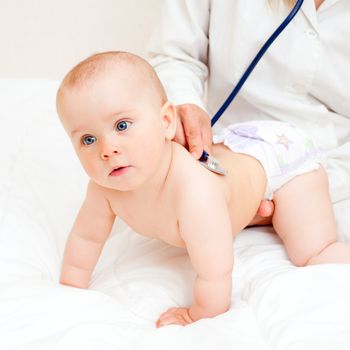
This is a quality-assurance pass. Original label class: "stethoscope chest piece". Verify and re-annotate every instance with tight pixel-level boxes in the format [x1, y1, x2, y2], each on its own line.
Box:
[199, 151, 228, 176]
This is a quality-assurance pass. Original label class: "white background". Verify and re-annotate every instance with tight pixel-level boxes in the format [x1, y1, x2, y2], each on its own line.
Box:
[0, 0, 160, 79]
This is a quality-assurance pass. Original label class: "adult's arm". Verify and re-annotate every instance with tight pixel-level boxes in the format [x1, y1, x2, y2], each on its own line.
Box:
[147, 0, 210, 111]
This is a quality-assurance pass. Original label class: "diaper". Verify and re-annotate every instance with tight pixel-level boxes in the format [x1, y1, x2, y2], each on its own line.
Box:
[213, 120, 325, 199]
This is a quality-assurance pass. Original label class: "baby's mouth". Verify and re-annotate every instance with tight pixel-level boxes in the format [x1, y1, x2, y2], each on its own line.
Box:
[109, 166, 130, 176]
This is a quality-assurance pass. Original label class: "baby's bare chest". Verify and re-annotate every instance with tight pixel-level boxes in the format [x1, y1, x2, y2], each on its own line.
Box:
[109, 195, 186, 248]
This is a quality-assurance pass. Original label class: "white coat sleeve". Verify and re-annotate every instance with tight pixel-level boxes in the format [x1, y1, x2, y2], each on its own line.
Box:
[147, 0, 210, 110]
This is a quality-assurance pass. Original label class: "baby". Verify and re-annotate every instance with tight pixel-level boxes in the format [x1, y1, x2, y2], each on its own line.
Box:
[57, 51, 350, 328]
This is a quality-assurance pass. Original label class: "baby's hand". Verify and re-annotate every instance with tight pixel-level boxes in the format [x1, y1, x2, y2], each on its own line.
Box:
[156, 307, 194, 328]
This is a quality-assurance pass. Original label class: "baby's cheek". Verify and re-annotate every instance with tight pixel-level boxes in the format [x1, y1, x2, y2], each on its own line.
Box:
[80, 157, 98, 179]
[143, 142, 164, 168]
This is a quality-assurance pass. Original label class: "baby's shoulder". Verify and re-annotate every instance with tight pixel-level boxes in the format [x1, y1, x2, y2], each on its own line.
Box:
[170, 143, 226, 206]
[86, 180, 117, 206]
[80, 180, 115, 218]
[86, 179, 109, 197]
[171, 143, 213, 183]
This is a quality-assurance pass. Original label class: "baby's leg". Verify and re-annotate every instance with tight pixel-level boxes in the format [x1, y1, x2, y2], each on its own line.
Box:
[272, 167, 350, 266]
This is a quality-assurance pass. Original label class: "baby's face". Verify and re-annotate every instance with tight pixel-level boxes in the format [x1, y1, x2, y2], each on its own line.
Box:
[57, 68, 173, 191]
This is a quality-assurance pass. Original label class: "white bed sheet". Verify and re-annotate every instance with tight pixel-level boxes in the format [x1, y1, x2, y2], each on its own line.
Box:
[1, 78, 350, 350]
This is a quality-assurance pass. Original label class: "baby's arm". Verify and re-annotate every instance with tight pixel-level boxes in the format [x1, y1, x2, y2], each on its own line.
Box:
[60, 181, 116, 289]
[183, 184, 233, 321]
[161, 175, 233, 324]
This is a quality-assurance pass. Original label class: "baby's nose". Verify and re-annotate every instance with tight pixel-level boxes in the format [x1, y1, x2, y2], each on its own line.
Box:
[101, 150, 118, 160]
[100, 140, 119, 160]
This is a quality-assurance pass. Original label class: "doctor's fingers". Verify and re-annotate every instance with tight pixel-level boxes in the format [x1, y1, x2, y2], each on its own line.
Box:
[185, 115, 213, 159]
[173, 113, 187, 147]
[177, 104, 211, 159]
[201, 116, 213, 155]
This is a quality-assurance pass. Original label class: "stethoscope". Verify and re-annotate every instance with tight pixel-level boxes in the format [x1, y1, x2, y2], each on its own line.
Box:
[199, 0, 304, 175]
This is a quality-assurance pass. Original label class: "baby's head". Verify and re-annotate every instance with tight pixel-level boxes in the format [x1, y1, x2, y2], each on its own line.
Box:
[56, 51, 177, 191]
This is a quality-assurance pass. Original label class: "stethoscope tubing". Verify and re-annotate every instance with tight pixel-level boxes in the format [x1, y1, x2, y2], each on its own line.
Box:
[210, 0, 304, 127]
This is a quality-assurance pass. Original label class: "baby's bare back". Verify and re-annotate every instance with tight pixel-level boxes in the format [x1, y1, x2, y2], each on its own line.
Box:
[211, 143, 267, 233]
[105, 142, 267, 246]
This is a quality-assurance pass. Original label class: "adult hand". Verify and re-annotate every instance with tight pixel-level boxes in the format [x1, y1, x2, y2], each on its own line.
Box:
[174, 103, 213, 159]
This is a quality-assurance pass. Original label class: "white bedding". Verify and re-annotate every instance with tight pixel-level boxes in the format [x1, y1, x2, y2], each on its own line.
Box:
[1, 79, 350, 350]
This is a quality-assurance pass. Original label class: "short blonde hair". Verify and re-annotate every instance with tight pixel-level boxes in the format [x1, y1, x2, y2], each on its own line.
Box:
[57, 51, 167, 104]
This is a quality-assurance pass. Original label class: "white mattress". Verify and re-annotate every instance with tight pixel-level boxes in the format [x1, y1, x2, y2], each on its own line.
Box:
[1, 78, 350, 350]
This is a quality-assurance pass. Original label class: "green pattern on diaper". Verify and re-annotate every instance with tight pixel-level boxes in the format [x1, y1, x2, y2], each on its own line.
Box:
[304, 137, 315, 150]
[277, 153, 287, 167]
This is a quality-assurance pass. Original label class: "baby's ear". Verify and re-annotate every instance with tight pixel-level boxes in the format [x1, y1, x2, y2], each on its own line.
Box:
[160, 102, 177, 141]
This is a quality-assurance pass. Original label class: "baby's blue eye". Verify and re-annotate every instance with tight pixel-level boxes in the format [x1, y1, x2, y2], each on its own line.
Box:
[82, 135, 96, 145]
[116, 120, 131, 132]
